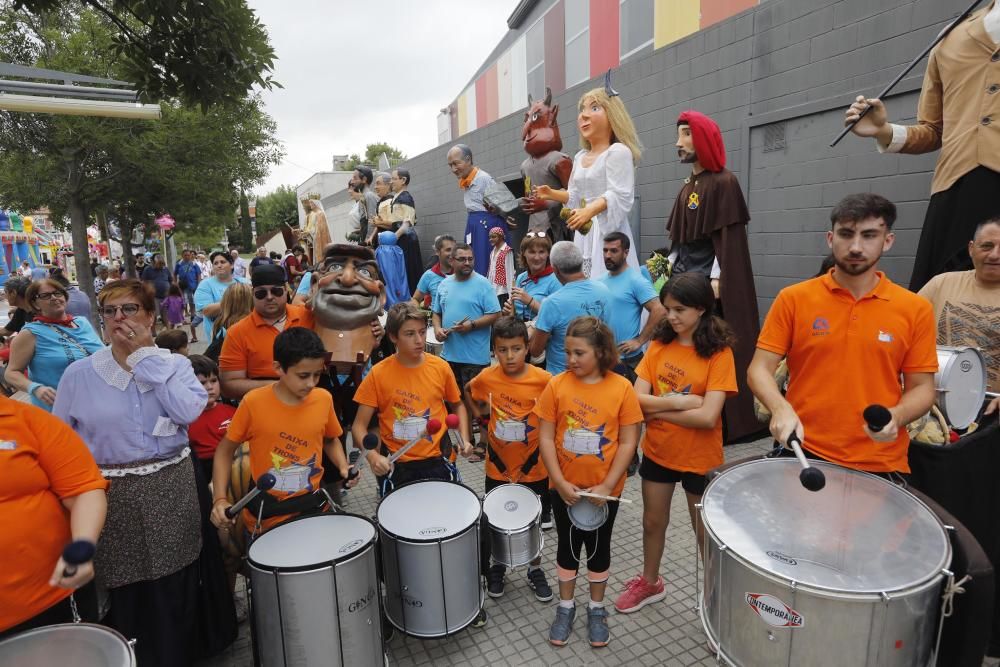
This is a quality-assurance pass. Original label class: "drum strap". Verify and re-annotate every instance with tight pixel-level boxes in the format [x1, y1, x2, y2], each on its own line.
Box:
[486, 446, 508, 475]
[245, 483, 339, 519]
[518, 448, 542, 478]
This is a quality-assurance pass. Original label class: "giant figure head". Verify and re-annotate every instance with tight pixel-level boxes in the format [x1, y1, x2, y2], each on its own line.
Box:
[310, 244, 385, 331]
[522, 87, 563, 158]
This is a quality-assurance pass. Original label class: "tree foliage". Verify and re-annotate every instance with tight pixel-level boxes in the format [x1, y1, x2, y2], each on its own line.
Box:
[255, 184, 298, 237]
[341, 142, 407, 171]
[12, 0, 279, 109]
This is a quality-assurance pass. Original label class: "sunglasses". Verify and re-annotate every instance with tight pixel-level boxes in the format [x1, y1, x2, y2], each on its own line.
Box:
[34, 291, 67, 301]
[524, 231, 548, 239]
[253, 286, 286, 299]
[100, 304, 142, 318]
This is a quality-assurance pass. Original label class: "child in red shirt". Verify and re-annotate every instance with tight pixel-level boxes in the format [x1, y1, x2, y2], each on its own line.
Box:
[188, 355, 237, 485]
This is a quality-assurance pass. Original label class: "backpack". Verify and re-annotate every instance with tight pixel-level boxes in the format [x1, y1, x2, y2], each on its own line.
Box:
[205, 328, 225, 362]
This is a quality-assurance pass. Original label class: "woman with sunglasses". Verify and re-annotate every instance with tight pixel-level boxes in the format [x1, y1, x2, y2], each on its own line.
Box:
[504, 233, 561, 323]
[53, 279, 210, 666]
[4, 278, 103, 412]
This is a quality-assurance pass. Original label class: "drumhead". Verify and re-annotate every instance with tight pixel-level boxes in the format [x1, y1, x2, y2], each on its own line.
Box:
[568, 499, 608, 531]
[378, 480, 481, 541]
[937, 346, 987, 429]
[702, 459, 950, 593]
[0, 623, 134, 664]
[484, 484, 541, 530]
[248, 513, 376, 570]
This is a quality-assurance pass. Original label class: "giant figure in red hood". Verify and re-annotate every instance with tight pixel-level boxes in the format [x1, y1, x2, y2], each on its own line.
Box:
[667, 110, 761, 441]
[519, 87, 574, 243]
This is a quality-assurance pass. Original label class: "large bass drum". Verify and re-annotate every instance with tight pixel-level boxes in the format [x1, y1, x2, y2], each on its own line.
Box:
[0, 623, 136, 666]
[377, 480, 483, 638]
[935, 346, 986, 429]
[700, 459, 951, 667]
[247, 513, 383, 666]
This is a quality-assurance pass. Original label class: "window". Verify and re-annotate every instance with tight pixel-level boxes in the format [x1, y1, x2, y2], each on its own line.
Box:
[620, 0, 654, 60]
[565, 0, 590, 87]
[526, 19, 546, 102]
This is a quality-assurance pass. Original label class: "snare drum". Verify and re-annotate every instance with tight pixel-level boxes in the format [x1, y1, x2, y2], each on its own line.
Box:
[425, 328, 443, 356]
[700, 459, 951, 667]
[247, 513, 383, 667]
[377, 480, 483, 638]
[483, 484, 542, 567]
[568, 498, 608, 531]
[0, 623, 136, 666]
[935, 346, 987, 429]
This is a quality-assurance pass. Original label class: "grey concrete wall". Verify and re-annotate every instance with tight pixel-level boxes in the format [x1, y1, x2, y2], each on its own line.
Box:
[400, 0, 962, 318]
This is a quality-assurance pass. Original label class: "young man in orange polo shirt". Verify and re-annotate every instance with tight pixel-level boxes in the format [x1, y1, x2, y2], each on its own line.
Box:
[748, 193, 938, 476]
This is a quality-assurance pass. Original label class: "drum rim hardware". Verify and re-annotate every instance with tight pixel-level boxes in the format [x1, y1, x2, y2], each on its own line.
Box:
[247, 512, 377, 573]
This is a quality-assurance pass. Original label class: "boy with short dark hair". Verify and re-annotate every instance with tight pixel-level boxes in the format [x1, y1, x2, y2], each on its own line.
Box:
[188, 355, 237, 484]
[155, 329, 189, 356]
[467, 316, 554, 602]
[210, 327, 353, 537]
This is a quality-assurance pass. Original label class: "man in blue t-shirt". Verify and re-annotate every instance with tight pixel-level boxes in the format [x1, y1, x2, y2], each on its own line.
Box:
[531, 241, 612, 375]
[431, 243, 501, 421]
[598, 232, 666, 382]
[412, 234, 456, 308]
[174, 249, 202, 319]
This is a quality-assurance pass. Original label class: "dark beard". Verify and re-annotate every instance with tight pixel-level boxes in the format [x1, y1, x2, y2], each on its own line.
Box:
[834, 256, 878, 276]
[679, 150, 698, 164]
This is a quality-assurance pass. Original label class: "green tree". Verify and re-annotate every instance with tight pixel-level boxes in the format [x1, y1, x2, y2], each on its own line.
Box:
[255, 184, 298, 237]
[13, 0, 279, 109]
[341, 142, 407, 171]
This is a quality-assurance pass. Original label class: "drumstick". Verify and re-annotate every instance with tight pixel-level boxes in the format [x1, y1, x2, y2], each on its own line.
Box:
[348, 433, 380, 480]
[987, 391, 999, 398]
[786, 433, 826, 492]
[226, 473, 277, 519]
[387, 418, 443, 465]
[576, 491, 634, 504]
[61, 540, 96, 577]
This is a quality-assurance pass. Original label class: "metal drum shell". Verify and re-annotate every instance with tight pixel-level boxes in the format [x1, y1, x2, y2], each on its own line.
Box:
[425, 329, 444, 356]
[483, 483, 543, 568]
[0, 622, 136, 666]
[247, 513, 383, 667]
[377, 480, 484, 638]
[699, 459, 952, 667]
[935, 346, 987, 430]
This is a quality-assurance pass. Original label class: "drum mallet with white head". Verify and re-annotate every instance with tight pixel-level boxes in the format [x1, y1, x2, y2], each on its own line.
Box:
[863, 404, 894, 432]
[226, 472, 277, 519]
[787, 433, 826, 491]
[61, 540, 96, 577]
[347, 433, 380, 481]
[386, 419, 443, 468]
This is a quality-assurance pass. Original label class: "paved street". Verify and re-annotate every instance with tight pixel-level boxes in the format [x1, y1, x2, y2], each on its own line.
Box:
[198, 437, 774, 667]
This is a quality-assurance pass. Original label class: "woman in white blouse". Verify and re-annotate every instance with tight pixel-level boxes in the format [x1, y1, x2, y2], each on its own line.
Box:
[535, 86, 641, 278]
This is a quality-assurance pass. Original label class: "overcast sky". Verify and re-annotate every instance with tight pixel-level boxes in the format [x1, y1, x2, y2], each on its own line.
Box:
[247, 0, 520, 194]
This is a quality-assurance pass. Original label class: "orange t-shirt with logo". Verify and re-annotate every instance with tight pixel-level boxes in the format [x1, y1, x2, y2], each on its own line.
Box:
[468, 364, 552, 483]
[534, 372, 644, 496]
[0, 399, 109, 631]
[225, 385, 342, 533]
[757, 271, 938, 472]
[637, 340, 738, 474]
[219, 305, 315, 379]
[354, 354, 461, 462]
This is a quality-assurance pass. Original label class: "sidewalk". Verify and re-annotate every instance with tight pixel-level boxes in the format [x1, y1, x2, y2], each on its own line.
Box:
[198, 437, 773, 667]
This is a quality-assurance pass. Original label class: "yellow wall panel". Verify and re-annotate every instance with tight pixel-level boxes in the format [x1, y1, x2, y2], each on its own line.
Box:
[457, 91, 468, 136]
[654, 0, 701, 49]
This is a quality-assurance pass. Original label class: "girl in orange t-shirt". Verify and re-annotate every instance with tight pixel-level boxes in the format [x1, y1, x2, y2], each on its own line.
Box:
[535, 316, 642, 648]
[614, 272, 737, 615]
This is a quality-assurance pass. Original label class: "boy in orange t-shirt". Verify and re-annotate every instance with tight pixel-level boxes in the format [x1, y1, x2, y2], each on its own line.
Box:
[467, 317, 553, 602]
[535, 317, 643, 649]
[613, 273, 737, 614]
[210, 327, 352, 537]
[353, 302, 473, 495]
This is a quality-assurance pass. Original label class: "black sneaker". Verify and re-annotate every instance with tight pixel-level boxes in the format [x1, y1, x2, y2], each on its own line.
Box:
[471, 607, 488, 628]
[349, 449, 361, 465]
[487, 563, 506, 598]
[527, 567, 554, 602]
[540, 507, 554, 531]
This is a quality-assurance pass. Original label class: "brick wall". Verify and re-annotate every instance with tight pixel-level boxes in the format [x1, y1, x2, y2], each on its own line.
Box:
[399, 0, 964, 317]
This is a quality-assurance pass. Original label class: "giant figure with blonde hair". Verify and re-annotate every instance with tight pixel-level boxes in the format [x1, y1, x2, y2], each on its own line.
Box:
[535, 73, 641, 278]
[299, 198, 332, 265]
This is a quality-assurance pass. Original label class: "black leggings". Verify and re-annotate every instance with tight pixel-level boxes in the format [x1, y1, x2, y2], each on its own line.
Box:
[550, 490, 619, 574]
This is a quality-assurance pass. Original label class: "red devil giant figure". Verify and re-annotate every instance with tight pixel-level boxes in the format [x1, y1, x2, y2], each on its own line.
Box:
[519, 87, 574, 242]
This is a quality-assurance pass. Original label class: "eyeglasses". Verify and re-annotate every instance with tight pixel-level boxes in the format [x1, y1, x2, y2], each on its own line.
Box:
[525, 231, 548, 239]
[452, 256, 475, 263]
[253, 286, 286, 299]
[34, 291, 66, 302]
[100, 304, 142, 318]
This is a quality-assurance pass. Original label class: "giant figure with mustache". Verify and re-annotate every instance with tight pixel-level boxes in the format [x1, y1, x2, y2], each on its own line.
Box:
[519, 87, 573, 243]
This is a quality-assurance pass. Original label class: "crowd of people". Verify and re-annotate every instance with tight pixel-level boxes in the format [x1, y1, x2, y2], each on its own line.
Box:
[1, 72, 999, 665]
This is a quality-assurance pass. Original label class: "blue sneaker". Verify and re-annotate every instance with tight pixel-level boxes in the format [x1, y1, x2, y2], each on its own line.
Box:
[549, 606, 575, 646]
[587, 606, 610, 647]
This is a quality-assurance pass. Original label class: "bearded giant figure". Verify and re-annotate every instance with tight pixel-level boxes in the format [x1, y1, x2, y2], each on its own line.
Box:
[519, 87, 574, 242]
